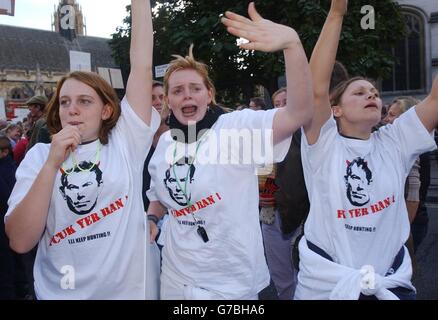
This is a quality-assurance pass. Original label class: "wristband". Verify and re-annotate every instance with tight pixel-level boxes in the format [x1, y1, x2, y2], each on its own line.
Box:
[147, 214, 160, 224]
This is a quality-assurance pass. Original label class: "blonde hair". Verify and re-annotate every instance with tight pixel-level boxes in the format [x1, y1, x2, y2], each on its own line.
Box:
[390, 96, 420, 114]
[163, 44, 217, 115]
[272, 87, 287, 103]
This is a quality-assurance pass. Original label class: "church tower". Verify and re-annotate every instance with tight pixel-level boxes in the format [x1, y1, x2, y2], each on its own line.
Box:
[52, 0, 86, 40]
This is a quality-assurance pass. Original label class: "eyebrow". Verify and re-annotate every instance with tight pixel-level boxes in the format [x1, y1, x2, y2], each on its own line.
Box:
[171, 83, 203, 89]
[356, 86, 378, 92]
[60, 94, 94, 99]
[79, 95, 94, 99]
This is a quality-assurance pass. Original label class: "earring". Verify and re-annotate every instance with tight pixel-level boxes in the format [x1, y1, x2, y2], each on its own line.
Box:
[207, 106, 210, 112]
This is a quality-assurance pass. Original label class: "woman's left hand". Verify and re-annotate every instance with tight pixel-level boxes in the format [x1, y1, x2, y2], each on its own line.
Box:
[221, 2, 300, 52]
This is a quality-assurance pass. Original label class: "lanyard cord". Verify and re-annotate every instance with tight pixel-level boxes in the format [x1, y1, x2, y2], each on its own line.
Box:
[61, 141, 102, 175]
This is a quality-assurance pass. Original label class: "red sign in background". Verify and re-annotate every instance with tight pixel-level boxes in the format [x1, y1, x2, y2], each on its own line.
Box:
[6, 101, 26, 120]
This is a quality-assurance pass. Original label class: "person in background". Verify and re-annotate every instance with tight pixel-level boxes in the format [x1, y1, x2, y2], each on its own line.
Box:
[143, 80, 170, 250]
[26, 96, 50, 153]
[26, 95, 47, 129]
[12, 127, 30, 166]
[0, 119, 8, 132]
[0, 136, 18, 299]
[249, 97, 266, 111]
[4, 123, 22, 150]
[383, 97, 422, 224]
[259, 87, 298, 300]
[143, 80, 168, 212]
[411, 151, 432, 252]
[383, 96, 423, 276]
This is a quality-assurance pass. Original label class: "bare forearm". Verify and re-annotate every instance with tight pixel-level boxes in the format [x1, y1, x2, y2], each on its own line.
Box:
[147, 201, 167, 219]
[304, 8, 345, 145]
[6, 163, 58, 253]
[273, 42, 313, 145]
[127, 0, 154, 124]
[283, 43, 313, 127]
[406, 200, 419, 223]
[416, 76, 438, 132]
[130, 0, 153, 70]
[310, 13, 344, 98]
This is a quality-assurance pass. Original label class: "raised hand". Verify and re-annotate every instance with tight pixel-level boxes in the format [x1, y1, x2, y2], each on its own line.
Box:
[221, 2, 300, 52]
[330, 0, 348, 17]
[46, 125, 81, 169]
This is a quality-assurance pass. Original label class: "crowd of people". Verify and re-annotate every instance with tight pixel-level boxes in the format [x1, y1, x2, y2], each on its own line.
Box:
[1, 0, 438, 300]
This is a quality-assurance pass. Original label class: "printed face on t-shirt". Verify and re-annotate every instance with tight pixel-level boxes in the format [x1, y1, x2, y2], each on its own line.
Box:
[60, 162, 103, 215]
[344, 158, 372, 207]
[163, 158, 196, 207]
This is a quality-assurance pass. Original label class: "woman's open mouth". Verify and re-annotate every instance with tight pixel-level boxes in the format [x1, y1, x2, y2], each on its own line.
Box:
[181, 105, 198, 117]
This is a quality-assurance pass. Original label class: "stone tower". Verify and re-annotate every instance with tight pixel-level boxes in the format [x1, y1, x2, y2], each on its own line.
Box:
[52, 0, 86, 40]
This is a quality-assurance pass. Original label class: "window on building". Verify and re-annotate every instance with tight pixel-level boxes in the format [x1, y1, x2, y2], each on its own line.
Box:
[382, 10, 425, 93]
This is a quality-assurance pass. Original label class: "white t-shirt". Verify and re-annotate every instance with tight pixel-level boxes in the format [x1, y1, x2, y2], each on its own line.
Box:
[300, 107, 436, 276]
[147, 108, 291, 299]
[6, 97, 160, 299]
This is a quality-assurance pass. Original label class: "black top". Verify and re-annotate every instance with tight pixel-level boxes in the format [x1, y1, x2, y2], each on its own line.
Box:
[142, 146, 156, 211]
[0, 155, 17, 216]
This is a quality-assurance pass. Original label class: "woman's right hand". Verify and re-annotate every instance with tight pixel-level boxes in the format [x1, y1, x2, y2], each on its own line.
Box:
[330, 0, 348, 17]
[46, 125, 82, 169]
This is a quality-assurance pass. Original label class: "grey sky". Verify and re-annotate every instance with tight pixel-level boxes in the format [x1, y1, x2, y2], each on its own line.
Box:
[0, 0, 131, 38]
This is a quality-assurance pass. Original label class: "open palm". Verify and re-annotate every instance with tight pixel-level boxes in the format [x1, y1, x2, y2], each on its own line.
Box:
[221, 2, 299, 52]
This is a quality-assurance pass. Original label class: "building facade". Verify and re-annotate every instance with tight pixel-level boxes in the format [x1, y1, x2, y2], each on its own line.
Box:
[0, 0, 119, 121]
[382, 0, 438, 101]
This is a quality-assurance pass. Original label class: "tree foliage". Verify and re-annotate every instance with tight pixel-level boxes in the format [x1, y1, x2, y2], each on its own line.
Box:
[110, 0, 405, 105]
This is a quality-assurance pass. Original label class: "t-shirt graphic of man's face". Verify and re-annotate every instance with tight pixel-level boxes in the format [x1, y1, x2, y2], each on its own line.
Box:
[344, 158, 372, 207]
[60, 161, 103, 215]
[164, 157, 195, 207]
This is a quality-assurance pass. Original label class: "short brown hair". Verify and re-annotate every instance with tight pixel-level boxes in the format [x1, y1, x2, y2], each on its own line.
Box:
[152, 80, 163, 88]
[163, 44, 216, 113]
[330, 61, 350, 93]
[46, 71, 120, 145]
[391, 96, 420, 114]
[330, 77, 377, 107]
[250, 97, 266, 110]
